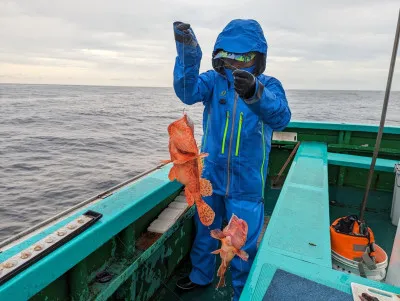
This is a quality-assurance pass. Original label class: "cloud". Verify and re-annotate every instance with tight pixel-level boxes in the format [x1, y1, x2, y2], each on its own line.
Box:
[0, 0, 399, 89]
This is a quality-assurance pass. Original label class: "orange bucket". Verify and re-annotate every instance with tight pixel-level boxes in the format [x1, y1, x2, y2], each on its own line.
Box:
[330, 216, 376, 262]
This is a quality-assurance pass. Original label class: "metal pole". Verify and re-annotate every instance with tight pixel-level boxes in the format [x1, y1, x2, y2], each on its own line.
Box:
[359, 9, 400, 221]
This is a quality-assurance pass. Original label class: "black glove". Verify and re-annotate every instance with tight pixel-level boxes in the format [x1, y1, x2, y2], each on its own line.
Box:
[173, 21, 198, 47]
[233, 70, 256, 99]
[176, 22, 190, 33]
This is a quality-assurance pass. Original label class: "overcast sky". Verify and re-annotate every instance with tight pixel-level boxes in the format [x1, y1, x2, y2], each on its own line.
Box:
[0, 0, 399, 90]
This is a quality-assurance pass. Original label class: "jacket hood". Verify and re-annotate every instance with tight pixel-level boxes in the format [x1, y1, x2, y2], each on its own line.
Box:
[212, 19, 268, 76]
[213, 19, 268, 55]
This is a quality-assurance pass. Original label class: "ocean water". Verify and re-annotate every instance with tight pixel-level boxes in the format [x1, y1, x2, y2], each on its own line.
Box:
[0, 84, 399, 242]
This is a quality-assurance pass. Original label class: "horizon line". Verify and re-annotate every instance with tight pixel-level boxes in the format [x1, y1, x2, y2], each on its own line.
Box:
[0, 82, 398, 92]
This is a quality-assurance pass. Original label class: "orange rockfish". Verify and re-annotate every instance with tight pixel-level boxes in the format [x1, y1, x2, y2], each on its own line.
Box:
[162, 113, 215, 226]
[210, 214, 249, 288]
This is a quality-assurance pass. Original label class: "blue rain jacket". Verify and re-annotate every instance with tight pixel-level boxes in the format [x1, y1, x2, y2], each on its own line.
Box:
[173, 19, 291, 202]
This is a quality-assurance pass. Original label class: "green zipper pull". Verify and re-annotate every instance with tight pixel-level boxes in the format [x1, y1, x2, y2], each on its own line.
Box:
[221, 111, 230, 154]
[235, 112, 244, 156]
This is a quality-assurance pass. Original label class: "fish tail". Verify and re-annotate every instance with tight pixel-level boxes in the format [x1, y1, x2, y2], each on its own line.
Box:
[199, 178, 213, 196]
[196, 198, 215, 226]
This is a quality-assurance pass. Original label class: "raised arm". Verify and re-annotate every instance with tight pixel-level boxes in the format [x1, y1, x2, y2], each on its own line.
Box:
[173, 22, 214, 105]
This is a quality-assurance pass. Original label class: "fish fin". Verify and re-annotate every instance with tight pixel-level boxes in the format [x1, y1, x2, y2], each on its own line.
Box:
[198, 153, 208, 159]
[172, 158, 193, 164]
[161, 159, 172, 164]
[173, 153, 207, 165]
[235, 249, 249, 261]
[196, 198, 215, 226]
[210, 229, 225, 240]
[199, 178, 213, 196]
[197, 157, 204, 174]
[184, 188, 195, 206]
[168, 166, 177, 181]
[211, 249, 221, 255]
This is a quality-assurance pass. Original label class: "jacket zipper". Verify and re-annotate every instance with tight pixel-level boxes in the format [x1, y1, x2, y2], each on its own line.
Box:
[221, 111, 230, 154]
[225, 93, 239, 196]
[235, 112, 244, 156]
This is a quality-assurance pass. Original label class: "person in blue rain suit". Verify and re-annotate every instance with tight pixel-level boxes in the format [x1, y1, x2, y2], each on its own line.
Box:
[172, 19, 291, 300]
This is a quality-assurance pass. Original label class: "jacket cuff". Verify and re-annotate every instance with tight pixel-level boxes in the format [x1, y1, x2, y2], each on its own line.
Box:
[243, 80, 264, 104]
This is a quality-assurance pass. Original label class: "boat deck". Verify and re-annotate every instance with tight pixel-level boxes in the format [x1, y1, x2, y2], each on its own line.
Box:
[151, 254, 233, 301]
[155, 142, 399, 301]
[1, 122, 400, 301]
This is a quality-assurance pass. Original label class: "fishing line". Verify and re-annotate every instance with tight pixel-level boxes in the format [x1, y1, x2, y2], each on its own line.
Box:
[183, 31, 186, 109]
[220, 58, 240, 71]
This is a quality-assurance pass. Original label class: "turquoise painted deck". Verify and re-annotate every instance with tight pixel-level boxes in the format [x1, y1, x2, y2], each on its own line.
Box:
[0, 165, 181, 301]
[328, 152, 399, 172]
[241, 142, 400, 301]
[259, 142, 332, 268]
